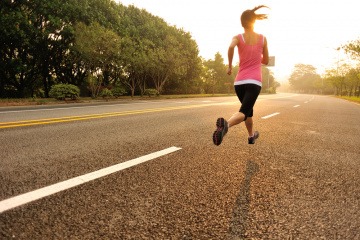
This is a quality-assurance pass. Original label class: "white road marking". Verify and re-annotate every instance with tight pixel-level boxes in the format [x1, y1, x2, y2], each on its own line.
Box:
[257, 93, 299, 100]
[261, 112, 280, 119]
[294, 105, 300, 108]
[304, 101, 309, 103]
[0, 147, 182, 213]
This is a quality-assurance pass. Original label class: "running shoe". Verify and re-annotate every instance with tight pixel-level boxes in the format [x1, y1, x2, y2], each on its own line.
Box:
[213, 117, 228, 146]
[248, 131, 259, 144]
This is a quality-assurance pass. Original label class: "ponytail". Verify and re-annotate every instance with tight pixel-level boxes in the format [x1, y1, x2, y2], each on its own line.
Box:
[241, 5, 269, 28]
[251, 5, 269, 20]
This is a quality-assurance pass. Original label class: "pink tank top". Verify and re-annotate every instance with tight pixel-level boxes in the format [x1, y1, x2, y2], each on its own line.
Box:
[234, 34, 264, 85]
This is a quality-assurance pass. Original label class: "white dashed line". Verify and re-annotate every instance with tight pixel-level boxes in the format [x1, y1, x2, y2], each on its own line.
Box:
[0, 147, 182, 213]
[261, 112, 280, 119]
[294, 105, 300, 108]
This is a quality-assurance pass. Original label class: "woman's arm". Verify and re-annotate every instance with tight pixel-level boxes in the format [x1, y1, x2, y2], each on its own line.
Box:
[262, 37, 269, 65]
[227, 35, 239, 75]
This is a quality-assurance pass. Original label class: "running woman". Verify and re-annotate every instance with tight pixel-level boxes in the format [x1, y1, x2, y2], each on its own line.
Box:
[213, 5, 269, 146]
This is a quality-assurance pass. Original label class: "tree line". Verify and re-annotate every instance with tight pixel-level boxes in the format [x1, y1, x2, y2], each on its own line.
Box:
[0, 0, 277, 99]
[288, 40, 360, 97]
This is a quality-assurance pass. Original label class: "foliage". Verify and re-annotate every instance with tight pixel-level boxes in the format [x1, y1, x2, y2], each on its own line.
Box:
[49, 84, 80, 100]
[111, 86, 126, 98]
[118, 6, 202, 97]
[261, 67, 277, 93]
[342, 39, 360, 60]
[0, 0, 202, 99]
[99, 88, 113, 100]
[289, 64, 322, 93]
[323, 65, 360, 97]
[73, 22, 122, 74]
[144, 88, 159, 97]
[201, 53, 233, 94]
[337, 96, 360, 104]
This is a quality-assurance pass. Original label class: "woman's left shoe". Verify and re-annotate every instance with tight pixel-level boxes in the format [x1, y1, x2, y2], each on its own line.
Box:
[212, 117, 228, 146]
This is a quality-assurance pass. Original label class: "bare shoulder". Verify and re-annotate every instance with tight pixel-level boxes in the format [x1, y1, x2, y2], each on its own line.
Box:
[231, 35, 240, 44]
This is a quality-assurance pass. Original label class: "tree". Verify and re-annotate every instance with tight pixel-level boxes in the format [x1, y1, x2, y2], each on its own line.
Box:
[164, 30, 202, 94]
[202, 53, 231, 94]
[0, 1, 34, 97]
[73, 22, 122, 98]
[0, 0, 125, 98]
[289, 64, 321, 93]
[117, 6, 156, 97]
[343, 39, 360, 60]
[1, 0, 203, 98]
[344, 68, 360, 96]
[261, 67, 276, 93]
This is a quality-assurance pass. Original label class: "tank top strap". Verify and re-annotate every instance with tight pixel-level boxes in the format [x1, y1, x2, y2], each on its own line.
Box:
[238, 34, 245, 44]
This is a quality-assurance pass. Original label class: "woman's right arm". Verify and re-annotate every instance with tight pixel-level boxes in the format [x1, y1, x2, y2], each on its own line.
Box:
[227, 35, 239, 75]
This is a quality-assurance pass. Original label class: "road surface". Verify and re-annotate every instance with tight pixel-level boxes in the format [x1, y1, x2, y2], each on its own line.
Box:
[0, 93, 359, 239]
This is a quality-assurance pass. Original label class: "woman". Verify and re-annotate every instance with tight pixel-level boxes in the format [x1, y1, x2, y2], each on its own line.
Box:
[213, 5, 269, 146]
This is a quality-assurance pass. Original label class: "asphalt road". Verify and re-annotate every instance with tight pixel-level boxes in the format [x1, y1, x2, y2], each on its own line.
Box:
[0, 93, 359, 239]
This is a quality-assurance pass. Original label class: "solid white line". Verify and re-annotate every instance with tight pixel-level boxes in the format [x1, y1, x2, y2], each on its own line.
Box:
[261, 112, 280, 119]
[0, 146, 182, 213]
[294, 105, 300, 108]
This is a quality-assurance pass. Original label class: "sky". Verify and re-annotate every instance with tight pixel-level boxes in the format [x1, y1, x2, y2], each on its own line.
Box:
[116, 0, 360, 82]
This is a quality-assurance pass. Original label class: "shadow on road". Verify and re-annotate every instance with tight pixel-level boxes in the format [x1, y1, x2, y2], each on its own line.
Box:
[228, 160, 259, 239]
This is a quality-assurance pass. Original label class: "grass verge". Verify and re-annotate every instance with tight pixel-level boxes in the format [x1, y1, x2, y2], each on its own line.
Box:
[336, 96, 360, 104]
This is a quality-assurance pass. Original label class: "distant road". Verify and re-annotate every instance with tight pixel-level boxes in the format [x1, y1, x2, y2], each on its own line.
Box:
[1, 93, 359, 239]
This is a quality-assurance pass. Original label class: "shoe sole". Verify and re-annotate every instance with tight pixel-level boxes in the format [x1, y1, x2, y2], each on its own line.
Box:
[213, 118, 226, 146]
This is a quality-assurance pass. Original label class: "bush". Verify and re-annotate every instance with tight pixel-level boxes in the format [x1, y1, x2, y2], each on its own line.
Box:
[268, 87, 276, 94]
[100, 88, 113, 100]
[111, 86, 126, 98]
[144, 88, 159, 97]
[49, 84, 80, 100]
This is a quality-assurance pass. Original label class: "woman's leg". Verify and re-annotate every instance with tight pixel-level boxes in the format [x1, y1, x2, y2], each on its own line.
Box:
[228, 112, 246, 127]
[245, 117, 253, 136]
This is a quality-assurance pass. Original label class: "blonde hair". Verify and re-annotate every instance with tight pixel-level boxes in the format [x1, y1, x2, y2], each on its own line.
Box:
[241, 5, 269, 28]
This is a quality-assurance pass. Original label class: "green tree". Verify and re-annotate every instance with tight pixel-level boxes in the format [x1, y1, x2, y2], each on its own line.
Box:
[73, 22, 122, 98]
[117, 6, 163, 97]
[261, 67, 276, 93]
[344, 68, 360, 96]
[0, 1, 31, 97]
[119, 6, 201, 96]
[1, 0, 203, 98]
[202, 53, 231, 94]
[163, 30, 202, 94]
[343, 39, 360, 60]
[289, 64, 321, 93]
[324, 68, 342, 95]
[0, 0, 124, 98]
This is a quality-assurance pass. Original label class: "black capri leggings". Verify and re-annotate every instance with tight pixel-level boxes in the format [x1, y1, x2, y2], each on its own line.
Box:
[234, 84, 262, 119]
